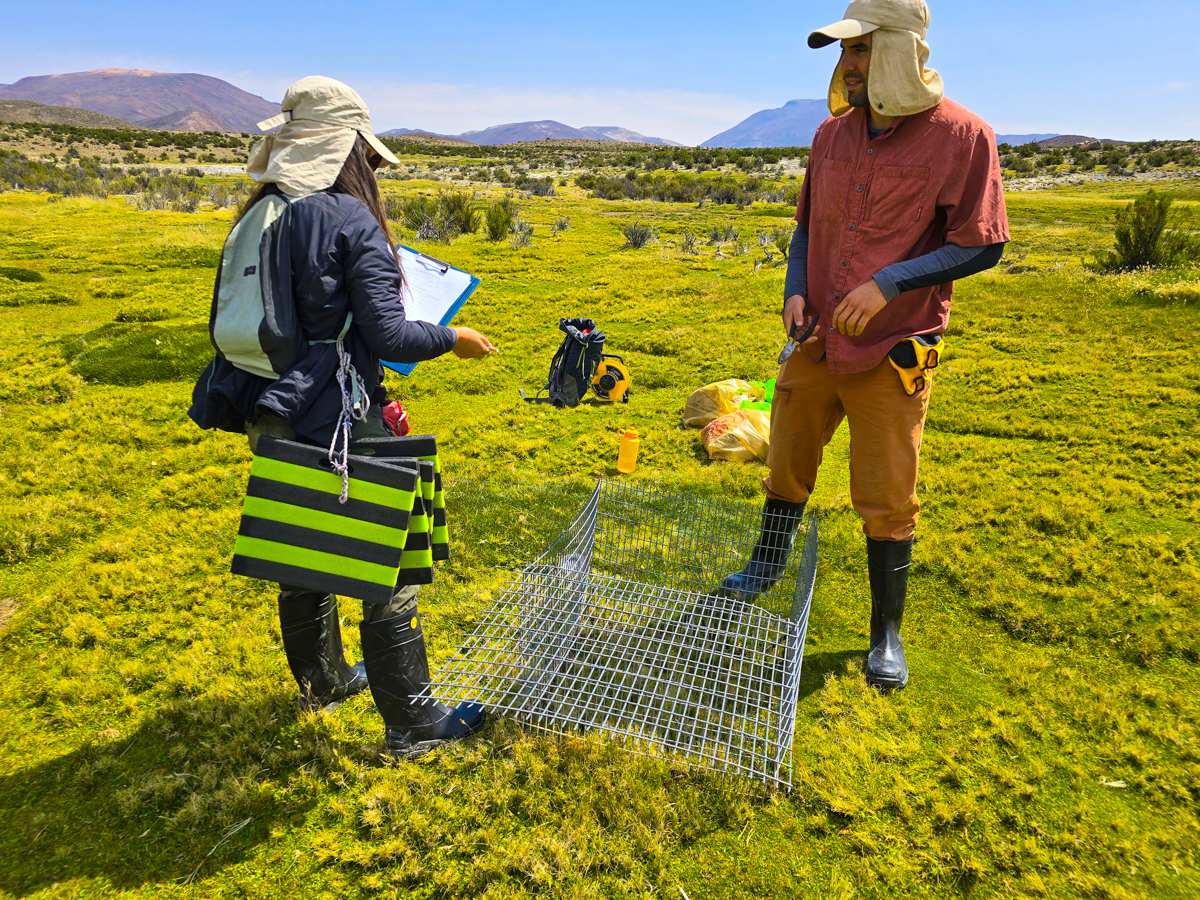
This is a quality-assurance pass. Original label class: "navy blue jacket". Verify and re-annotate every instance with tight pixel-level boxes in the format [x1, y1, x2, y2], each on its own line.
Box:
[189, 191, 456, 445]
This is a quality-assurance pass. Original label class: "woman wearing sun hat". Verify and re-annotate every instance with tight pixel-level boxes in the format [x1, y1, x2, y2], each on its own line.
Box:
[190, 76, 495, 756]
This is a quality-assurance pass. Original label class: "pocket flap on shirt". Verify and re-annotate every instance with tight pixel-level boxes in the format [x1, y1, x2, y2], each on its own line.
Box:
[867, 165, 930, 227]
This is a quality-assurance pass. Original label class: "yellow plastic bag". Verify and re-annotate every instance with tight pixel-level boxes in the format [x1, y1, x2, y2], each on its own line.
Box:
[700, 410, 771, 463]
[683, 379, 764, 429]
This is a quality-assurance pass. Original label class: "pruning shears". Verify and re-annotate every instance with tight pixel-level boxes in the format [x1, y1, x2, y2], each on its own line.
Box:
[778, 314, 821, 365]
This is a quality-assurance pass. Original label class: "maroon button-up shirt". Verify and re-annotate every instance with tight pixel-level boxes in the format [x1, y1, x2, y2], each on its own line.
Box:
[795, 97, 1010, 374]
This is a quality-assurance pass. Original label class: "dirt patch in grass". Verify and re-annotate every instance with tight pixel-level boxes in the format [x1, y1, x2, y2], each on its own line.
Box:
[0, 597, 15, 632]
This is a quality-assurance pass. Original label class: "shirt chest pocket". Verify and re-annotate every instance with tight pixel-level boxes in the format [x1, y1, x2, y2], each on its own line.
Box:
[865, 165, 930, 228]
[812, 159, 856, 224]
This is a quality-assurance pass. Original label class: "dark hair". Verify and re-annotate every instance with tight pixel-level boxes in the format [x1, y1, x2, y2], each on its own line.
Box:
[234, 133, 401, 269]
[329, 134, 398, 257]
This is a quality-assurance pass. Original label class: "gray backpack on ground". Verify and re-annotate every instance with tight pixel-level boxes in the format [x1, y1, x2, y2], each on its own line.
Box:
[209, 185, 303, 379]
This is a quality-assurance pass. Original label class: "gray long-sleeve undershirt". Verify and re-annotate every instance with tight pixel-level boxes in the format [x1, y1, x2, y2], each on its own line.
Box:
[783, 224, 1006, 303]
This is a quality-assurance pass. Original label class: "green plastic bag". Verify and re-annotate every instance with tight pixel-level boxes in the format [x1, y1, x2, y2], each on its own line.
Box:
[739, 379, 775, 412]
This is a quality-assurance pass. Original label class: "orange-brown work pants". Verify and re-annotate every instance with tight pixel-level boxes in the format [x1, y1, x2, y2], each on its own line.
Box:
[764, 351, 931, 542]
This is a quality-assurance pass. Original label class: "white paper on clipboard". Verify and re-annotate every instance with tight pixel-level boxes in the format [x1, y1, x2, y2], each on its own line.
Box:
[385, 245, 480, 376]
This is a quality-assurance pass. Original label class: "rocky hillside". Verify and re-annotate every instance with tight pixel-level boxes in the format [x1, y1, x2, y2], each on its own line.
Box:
[0, 99, 143, 129]
[0, 70, 278, 133]
[577, 126, 681, 147]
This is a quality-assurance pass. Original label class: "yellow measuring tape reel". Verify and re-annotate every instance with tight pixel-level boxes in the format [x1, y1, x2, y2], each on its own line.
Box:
[591, 355, 632, 403]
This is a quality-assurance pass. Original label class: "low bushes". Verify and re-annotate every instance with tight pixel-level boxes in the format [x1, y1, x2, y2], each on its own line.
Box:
[1090, 189, 1199, 272]
[485, 198, 518, 241]
[387, 191, 480, 244]
[621, 222, 658, 250]
[575, 170, 788, 207]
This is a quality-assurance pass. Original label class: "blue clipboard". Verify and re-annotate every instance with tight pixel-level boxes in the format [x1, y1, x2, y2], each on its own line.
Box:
[383, 245, 480, 377]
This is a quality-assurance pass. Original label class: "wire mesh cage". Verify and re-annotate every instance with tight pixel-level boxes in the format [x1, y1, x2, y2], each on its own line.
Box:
[423, 478, 818, 788]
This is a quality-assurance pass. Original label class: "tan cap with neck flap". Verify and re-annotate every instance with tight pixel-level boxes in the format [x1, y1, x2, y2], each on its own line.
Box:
[808, 0, 944, 118]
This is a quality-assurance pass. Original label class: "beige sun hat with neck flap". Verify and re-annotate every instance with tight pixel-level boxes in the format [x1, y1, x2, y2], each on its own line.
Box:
[246, 76, 399, 198]
[808, 0, 944, 119]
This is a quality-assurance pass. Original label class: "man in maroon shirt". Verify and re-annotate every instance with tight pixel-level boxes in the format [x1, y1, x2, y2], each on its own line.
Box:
[722, 0, 1010, 691]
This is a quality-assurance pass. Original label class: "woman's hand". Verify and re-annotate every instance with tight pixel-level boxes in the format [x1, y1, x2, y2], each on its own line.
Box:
[452, 327, 498, 359]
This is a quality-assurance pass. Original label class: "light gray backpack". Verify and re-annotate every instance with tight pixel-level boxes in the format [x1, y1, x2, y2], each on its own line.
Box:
[209, 186, 302, 379]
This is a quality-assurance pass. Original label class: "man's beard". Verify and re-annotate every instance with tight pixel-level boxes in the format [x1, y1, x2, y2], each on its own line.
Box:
[845, 82, 869, 108]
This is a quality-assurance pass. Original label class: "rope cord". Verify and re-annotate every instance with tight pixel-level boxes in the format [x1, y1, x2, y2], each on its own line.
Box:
[326, 316, 368, 503]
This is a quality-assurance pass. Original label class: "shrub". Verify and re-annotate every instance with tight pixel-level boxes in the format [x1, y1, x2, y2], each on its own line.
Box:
[680, 229, 697, 255]
[520, 176, 556, 197]
[382, 194, 405, 222]
[396, 195, 437, 231]
[437, 191, 480, 235]
[1090, 190, 1199, 272]
[707, 225, 737, 245]
[485, 198, 518, 241]
[415, 215, 456, 244]
[771, 226, 792, 260]
[551, 216, 571, 235]
[621, 222, 658, 250]
[391, 192, 479, 243]
[509, 218, 533, 249]
[393, 195, 451, 243]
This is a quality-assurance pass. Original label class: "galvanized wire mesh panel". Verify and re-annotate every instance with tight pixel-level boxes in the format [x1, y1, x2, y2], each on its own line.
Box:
[424, 479, 818, 788]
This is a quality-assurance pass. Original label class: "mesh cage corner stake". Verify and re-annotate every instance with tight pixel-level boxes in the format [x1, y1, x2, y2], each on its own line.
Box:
[424, 479, 819, 789]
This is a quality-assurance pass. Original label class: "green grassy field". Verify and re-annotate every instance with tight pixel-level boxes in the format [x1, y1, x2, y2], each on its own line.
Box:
[0, 174, 1198, 899]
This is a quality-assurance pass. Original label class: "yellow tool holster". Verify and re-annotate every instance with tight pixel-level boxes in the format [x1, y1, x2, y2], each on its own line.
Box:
[887, 335, 943, 397]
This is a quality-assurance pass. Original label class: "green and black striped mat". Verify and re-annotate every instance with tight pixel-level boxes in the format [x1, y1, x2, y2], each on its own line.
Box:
[231, 436, 444, 603]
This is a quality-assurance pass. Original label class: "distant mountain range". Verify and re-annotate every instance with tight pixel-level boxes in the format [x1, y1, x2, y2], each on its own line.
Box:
[700, 103, 1074, 150]
[0, 70, 1123, 150]
[0, 69, 279, 133]
[381, 120, 681, 146]
[701, 99, 830, 148]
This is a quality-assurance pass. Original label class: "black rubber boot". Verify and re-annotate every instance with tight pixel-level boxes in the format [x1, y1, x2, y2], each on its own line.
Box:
[277, 592, 369, 709]
[360, 610, 485, 759]
[865, 538, 912, 691]
[720, 498, 806, 598]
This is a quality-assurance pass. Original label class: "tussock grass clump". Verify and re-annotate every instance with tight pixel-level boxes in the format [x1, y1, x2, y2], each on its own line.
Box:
[0, 265, 44, 283]
[0, 283, 76, 307]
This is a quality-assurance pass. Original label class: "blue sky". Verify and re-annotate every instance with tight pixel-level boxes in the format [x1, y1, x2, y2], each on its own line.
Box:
[3, 0, 1198, 145]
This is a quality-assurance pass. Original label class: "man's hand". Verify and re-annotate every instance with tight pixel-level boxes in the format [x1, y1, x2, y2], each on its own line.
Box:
[832, 279, 887, 336]
[452, 327, 498, 359]
[783, 294, 819, 344]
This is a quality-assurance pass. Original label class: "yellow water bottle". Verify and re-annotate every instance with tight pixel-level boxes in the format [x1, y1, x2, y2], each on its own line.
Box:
[617, 428, 640, 474]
